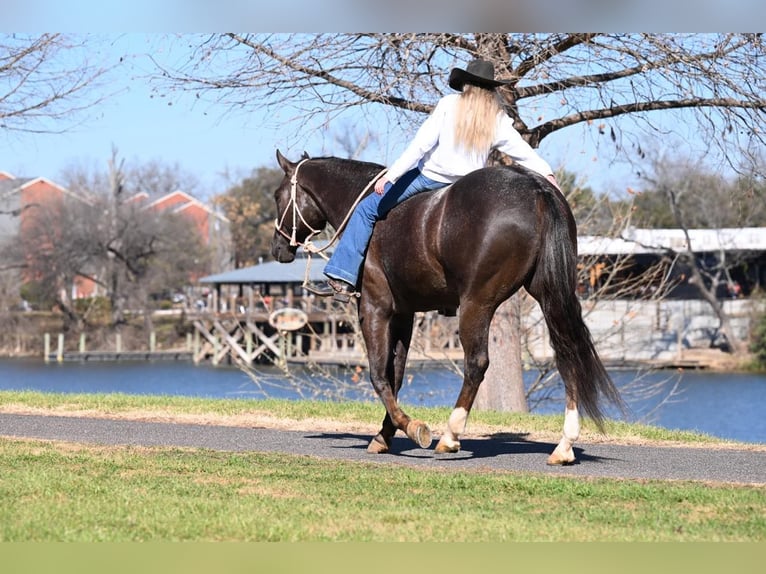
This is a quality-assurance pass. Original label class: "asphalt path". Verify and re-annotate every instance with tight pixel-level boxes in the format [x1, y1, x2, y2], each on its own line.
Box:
[1, 412, 765, 485]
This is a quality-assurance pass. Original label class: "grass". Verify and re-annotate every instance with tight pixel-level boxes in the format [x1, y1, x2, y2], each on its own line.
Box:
[0, 390, 764, 541]
[1, 439, 764, 542]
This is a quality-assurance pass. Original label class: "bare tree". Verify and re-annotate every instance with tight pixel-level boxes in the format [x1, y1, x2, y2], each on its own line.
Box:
[93, 152, 212, 329]
[60, 157, 202, 202]
[6, 152, 212, 332]
[0, 33, 110, 133]
[7, 191, 96, 329]
[153, 33, 766, 411]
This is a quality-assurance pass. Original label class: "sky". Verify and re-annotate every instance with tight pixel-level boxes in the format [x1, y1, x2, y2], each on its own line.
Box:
[1, 34, 317, 197]
[0, 32, 635, 200]
[2, 3, 763, 198]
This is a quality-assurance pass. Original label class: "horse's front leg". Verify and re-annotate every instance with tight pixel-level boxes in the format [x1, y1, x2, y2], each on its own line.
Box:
[435, 304, 492, 454]
[547, 396, 580, 465]
[362, 311, 430, 453]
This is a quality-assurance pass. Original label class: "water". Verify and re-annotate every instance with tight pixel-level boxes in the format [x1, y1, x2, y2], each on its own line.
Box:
[0, 358, 764, 444]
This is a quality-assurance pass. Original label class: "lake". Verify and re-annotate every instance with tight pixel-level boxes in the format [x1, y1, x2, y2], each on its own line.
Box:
[0, 358, 764, 445]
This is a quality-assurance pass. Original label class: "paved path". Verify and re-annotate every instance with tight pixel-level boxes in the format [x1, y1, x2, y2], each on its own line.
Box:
[1, 413, 764, 485]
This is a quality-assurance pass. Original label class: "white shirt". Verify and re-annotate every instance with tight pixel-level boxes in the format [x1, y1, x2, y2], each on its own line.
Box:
[386, 93, 553, 184]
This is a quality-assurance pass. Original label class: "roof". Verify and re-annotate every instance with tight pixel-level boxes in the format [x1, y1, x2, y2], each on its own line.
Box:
[147, 190, 229, 222]
[579, 227, 766, 256]
[199, 247, 331, 286]
[0, 177, 32, 198]
[0, 175, 93, 204]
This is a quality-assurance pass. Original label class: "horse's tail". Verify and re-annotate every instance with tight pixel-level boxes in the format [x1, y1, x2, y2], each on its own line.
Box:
[534, 188, 625, 431]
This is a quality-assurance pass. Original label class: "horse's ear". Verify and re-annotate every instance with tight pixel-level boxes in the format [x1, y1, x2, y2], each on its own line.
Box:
[301, 151, 310, 160]
[276, 149, 294, 173]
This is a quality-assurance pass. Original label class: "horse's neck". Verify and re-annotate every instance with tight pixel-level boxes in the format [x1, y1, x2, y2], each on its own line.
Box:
[311, 160, 379, 229]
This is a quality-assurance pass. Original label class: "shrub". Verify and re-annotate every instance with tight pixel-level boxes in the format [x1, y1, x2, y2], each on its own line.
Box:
[749, 310, 766, 369]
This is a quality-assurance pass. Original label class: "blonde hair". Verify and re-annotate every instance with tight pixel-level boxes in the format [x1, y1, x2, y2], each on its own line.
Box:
[454, 84, 503, 157]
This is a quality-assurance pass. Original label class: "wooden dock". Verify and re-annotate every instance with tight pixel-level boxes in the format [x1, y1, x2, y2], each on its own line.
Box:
[189, 307, 462, 368]
[46, 350, 194, 363]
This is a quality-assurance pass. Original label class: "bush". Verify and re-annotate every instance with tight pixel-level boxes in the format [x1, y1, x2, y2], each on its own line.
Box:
[19, 281, 56, 311]
[749, 310, 766, 369]
[72, 297, 112, 324]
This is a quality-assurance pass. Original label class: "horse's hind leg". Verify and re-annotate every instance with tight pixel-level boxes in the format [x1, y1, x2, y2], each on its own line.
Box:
[547, 394, 580, 465]
[363, 311, 430, 453]
[435, 303, 493, 454]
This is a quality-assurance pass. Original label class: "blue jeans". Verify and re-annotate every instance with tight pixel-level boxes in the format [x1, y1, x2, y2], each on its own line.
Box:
[324, 168, 444, 286]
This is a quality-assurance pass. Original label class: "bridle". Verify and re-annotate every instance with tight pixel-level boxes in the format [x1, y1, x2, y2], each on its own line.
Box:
[274, 158, 318, 250]
[274, 158, 386, 259]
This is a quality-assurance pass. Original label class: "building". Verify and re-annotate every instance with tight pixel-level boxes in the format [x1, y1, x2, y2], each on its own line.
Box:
[0, 171, 101, 301]
[133, 189, 231, 276]
[0, 170, 231, 308]
[578, 227, 766, 298]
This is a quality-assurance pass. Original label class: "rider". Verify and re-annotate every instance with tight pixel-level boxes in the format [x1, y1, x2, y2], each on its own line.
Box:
[319, 59, 560, 301]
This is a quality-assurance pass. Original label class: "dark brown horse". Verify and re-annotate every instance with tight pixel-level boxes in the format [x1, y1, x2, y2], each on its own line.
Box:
[271, 151, 623, 464]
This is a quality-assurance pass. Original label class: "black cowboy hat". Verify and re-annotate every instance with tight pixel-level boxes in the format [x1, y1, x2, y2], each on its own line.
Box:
[448, 59, 509, 91]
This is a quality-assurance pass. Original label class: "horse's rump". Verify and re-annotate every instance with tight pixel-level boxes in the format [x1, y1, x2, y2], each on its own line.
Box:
[368, 165, 552, 309]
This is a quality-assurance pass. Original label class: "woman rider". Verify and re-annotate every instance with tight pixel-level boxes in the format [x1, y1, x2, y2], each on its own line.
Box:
[319, 59, 560, 301]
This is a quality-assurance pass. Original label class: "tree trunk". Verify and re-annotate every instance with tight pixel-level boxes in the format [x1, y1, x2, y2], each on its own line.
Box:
[688, 273, 746, 354]
[474, 293, 529, 412]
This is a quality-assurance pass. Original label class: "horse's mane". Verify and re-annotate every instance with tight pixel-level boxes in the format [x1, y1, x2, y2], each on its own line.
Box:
[311, 155, 385, 171]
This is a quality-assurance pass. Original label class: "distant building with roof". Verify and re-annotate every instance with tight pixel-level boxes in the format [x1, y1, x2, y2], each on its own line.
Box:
[129, 189, 231, 276]
[0, 169, 231, 307]
[577, 227, 766, 298]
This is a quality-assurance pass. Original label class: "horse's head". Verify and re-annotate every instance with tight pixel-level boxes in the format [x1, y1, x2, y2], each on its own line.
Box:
[270, 150, 328, 263]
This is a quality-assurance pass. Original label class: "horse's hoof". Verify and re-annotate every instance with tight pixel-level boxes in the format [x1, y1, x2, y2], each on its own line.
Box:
[367, 434, 390, 454]
[434, 436, 460, 454]
[547, 447, 576, 466]
[406, 420, 432, 449]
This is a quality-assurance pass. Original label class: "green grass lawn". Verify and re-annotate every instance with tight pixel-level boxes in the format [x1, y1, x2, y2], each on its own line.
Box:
[0, 391, 764, 542]
[1, 438, 764, 542]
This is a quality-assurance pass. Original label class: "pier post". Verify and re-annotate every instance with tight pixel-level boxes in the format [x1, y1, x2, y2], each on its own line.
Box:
[278, 333, 286, 368]
[79, 333, 86, 353]
[56, 333, 64, 363]
[149, 331, 156, 353]
[116, 333, 122, 353]
[44, 333, 50, 363]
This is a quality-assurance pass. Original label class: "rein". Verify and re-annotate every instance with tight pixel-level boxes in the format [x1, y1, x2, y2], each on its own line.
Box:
[274, 159, 387, 292]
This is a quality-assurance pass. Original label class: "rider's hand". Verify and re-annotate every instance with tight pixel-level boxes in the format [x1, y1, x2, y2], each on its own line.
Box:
[374, 177, 390, 195]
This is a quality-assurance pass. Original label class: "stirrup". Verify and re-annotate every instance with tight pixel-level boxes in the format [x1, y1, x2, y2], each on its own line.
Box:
[304, 283, 336, 297]
[328, 278, 360, 302]
[306, 279, 360, 301]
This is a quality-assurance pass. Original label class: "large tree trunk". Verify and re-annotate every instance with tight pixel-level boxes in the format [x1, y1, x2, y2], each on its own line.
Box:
[474, 293, 529, 412]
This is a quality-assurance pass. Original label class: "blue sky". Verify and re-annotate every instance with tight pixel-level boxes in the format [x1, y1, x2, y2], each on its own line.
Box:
[3, 26, 759, 199]
[0, 34, 320, 196]
[1, 32, 635, 199]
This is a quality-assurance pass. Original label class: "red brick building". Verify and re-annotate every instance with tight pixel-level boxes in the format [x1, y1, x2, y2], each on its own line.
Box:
[0, 172, 230, 306]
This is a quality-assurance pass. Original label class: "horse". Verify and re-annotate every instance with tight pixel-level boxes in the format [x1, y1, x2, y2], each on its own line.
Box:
[271, 150, 623, 465]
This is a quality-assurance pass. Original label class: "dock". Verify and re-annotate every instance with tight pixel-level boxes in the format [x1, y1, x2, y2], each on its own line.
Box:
[46, 350, 194, 363]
